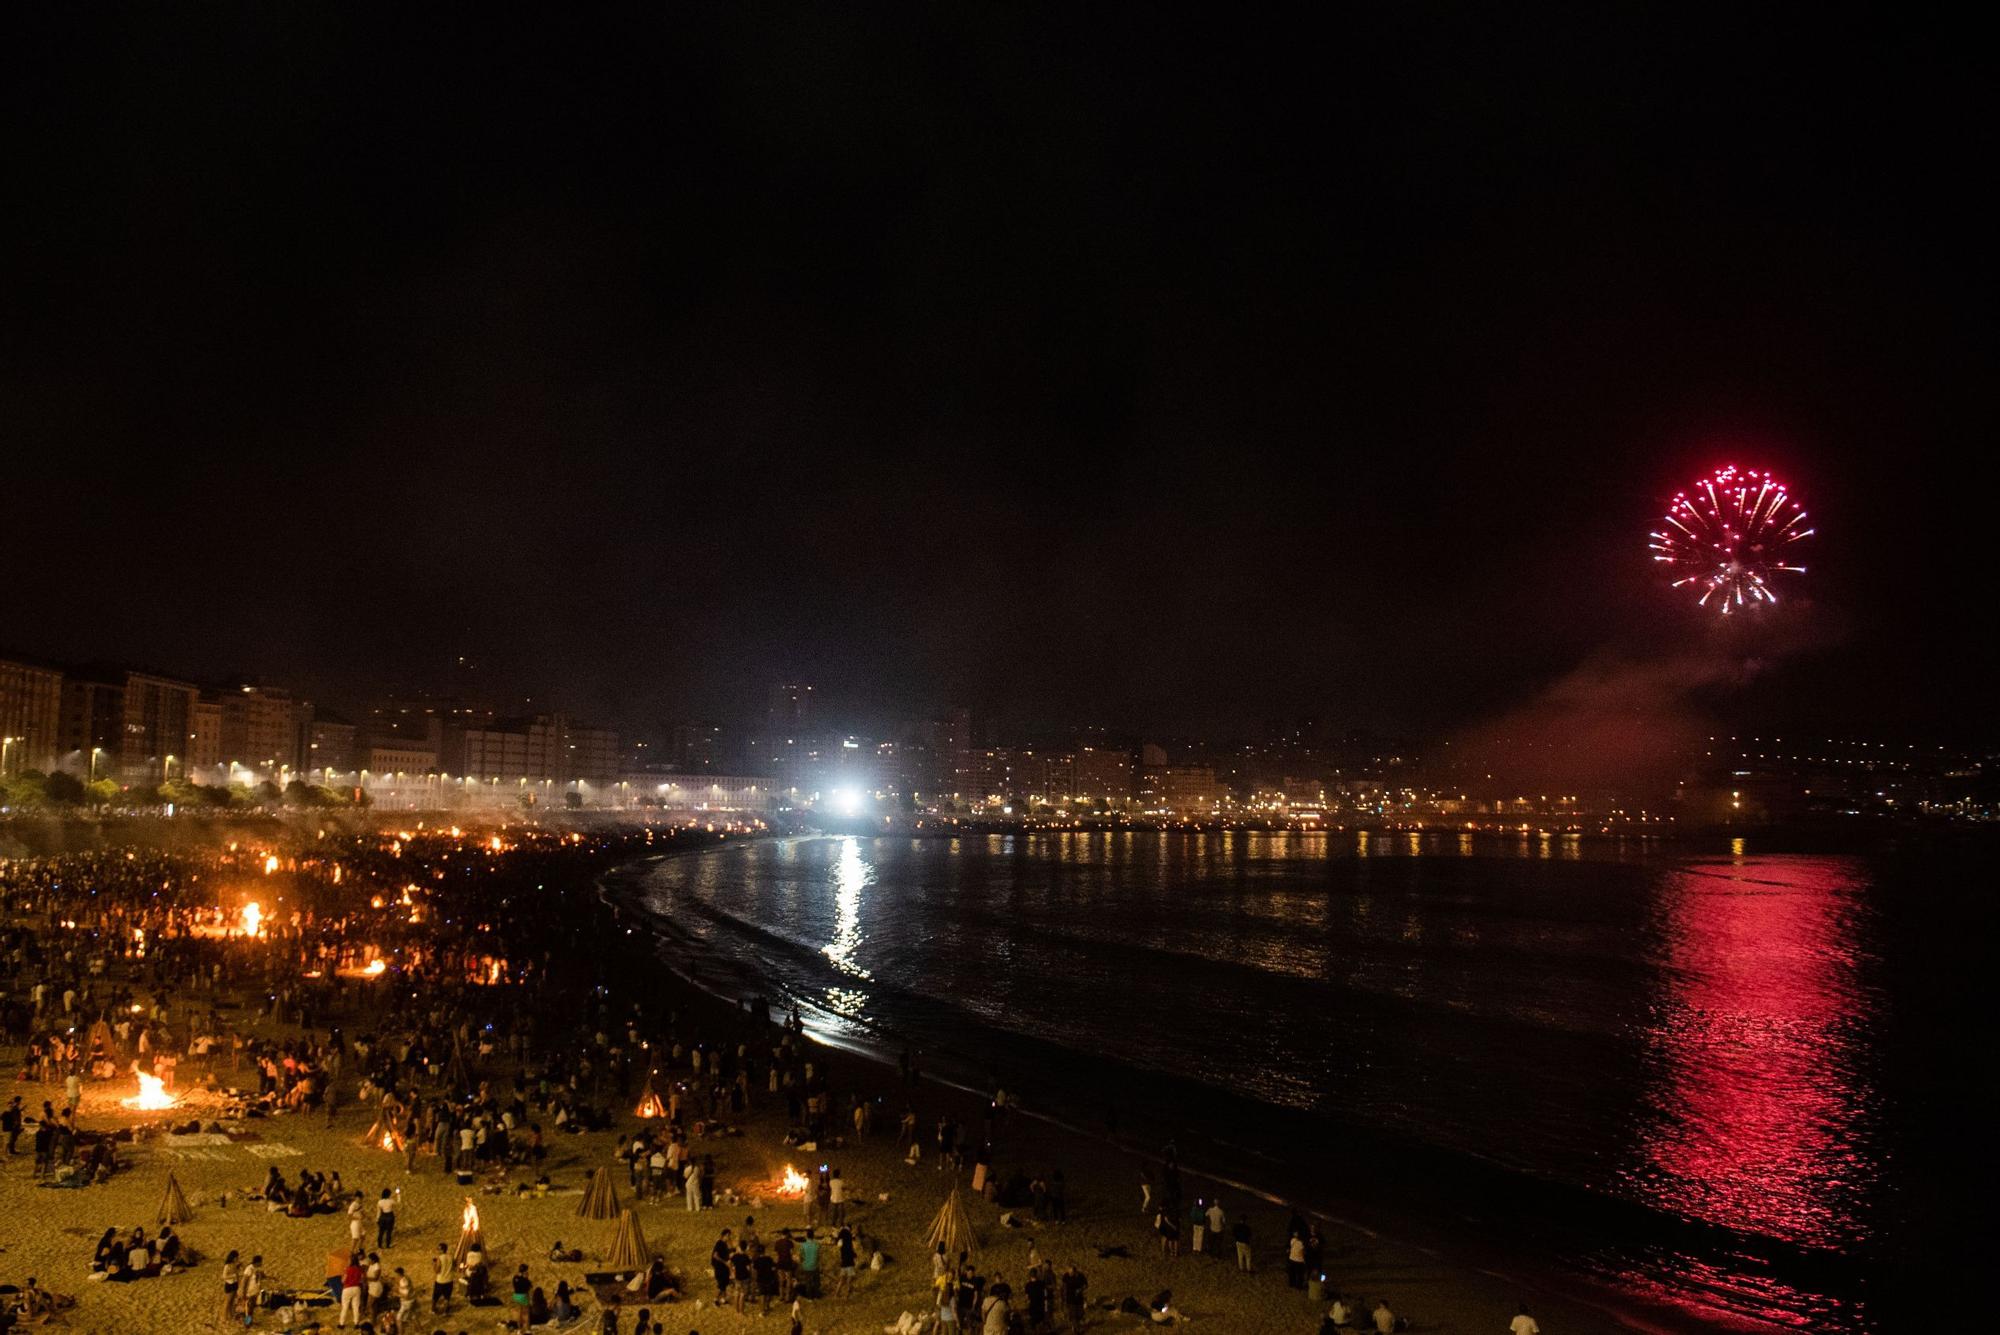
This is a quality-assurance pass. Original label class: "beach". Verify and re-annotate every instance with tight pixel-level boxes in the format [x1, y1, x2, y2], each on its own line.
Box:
[0, 831, 1653, 1335]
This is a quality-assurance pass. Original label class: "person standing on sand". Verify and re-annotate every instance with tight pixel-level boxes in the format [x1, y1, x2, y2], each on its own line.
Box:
[240, 1254, 262, 1325]
[980, 1281, 1011, 1335]
[1233, 1217, 1253, 1272]
[377, 1187, 398, 1247]
[337, 1254, 364, 1327]
[1060, 1263, 1088, 1334]
[1155, 1206, 1180, 1259]
[1510, 1302, 1542, 1335]
[710, 1230, 734, 1304]
[431, 1243, 454, 1313]
[834, 1223, 857, 1297]
[220, 1250, 242, 1325]
[1373, 1298, 1397, 1334]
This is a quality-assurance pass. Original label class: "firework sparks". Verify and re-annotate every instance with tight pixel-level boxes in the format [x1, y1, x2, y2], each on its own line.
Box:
[1649, 464, 1815, 615]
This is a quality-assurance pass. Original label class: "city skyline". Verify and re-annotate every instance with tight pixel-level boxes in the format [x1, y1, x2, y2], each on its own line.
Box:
[6, 636, 1987, 831]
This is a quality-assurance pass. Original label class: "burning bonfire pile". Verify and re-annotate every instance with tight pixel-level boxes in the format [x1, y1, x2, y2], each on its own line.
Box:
[451, 1198, 483, 1265]
[633, 1075, 667, 1120]
[121, 1071, 180, 1112]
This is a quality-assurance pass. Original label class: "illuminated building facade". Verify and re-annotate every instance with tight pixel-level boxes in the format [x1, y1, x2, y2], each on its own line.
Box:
[1137, 764, 1225, 815]
[458, 714, 621, 785]
[1073, 744, 1134, 805]
[218, 684, 309, 774]
[308, 715, 358, 773]
[1, 654, 63, 776]
[187, 700, 224, 771]
[59, 667, 198, 782]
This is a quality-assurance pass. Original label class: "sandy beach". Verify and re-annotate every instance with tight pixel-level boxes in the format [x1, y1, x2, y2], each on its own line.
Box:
[1, 945, 1645, 1335]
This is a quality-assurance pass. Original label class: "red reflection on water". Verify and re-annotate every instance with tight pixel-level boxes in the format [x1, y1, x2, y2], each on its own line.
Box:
[1636, 857, 1872, 1246]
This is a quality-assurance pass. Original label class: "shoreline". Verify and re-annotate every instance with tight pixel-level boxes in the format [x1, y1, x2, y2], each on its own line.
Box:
[602, 843, 1738, 1335]
[5, 822, 1911, 1334]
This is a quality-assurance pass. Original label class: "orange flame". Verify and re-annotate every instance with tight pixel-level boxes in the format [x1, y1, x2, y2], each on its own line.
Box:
[779, 1165, 810, 1196]
[240, 901, 264, 937]
[122, 1072, 178, 1111]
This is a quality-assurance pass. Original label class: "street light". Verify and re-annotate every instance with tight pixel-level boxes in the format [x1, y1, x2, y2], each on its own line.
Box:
[89, 747, 106, 782]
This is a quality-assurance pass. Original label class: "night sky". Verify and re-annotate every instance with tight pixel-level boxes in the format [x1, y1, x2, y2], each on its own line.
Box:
[4, 9, 1991, 741]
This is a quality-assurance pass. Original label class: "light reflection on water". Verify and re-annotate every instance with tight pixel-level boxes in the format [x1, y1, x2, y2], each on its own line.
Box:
[820, 837, 873, 1018]
[1629, 856, 1873, 1245]
[1602, 855, 1879, 1330]
[647, 832, 1894, 1332]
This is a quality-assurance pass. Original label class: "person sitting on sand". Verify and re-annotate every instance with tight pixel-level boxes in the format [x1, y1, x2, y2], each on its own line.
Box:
[644, 1257, 681, 1302]
[156, 1226, 183, 1271]
[552, 1280, 579, 1324]
[464, 1247, 491, 1303]
[123, 1228, 153, 1278]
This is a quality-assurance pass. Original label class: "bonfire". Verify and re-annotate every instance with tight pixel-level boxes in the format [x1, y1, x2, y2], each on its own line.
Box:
[633, 1074, 667, 1120]
[451, 1197, 484, 1266]
[122, 1071, 179, 1111]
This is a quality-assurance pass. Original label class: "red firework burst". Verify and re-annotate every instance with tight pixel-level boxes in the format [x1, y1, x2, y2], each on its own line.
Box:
[1649, 465, 1815, 614]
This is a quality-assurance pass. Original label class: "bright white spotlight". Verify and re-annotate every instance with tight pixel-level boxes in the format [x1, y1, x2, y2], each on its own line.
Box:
[830, 787, 864, 816]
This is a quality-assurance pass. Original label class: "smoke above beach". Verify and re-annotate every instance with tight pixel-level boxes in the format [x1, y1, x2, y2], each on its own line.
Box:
[1439, 651, 1737, 799]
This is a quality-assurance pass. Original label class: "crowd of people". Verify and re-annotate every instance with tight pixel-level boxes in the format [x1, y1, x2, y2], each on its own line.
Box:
[1, 822, 1544, 1333]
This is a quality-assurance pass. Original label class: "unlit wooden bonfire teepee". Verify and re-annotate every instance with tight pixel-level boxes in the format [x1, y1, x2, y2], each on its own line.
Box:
[440, 1043, 473, 1095]
[925, 1188, 977, 1257]
[607, 1208, 652, 1273]
[577, 1165, 622, 1219]
[158, 1171, 194, 1224]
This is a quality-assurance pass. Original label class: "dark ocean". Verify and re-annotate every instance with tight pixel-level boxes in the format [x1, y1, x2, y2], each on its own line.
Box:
[626, 830, 1987, 1333]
